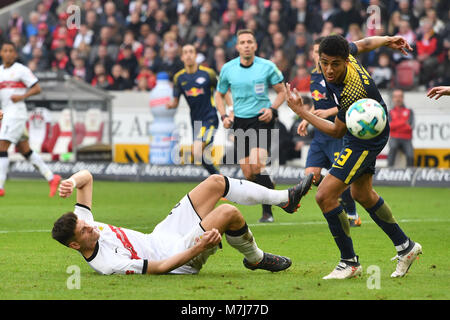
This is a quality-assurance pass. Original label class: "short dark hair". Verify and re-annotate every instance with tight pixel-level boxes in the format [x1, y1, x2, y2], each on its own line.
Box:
[236, 29, 255, 38]
[52, 212, 78, 247]
[1, 40, 17, 52]
[318, 35, 349, 60]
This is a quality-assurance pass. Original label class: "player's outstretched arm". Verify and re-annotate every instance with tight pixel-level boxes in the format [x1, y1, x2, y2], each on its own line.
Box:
[427, 86, 450, 100]
[58, 169, 93, 209]
[354, 36, 412, 56]
[146, 229, 221, 275]
[285, 83, 346, 138]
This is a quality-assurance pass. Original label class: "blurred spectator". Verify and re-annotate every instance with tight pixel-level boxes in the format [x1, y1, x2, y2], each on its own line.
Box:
[225, 7, 246, 36]
[265, 8, 288, 35]
[369, 52, 393, 89]
[91, 63, 113, 89]
[135, 66, 156, 91]
[118, 44, 139, 80]
[108, 64, 134, 90]
[119, 30, 144, 60]
[71, 57, 88, 82]
[30, 47, 49, 71]
[73, 24, 94, 49]
[290, 66, 311, 92]
[329, 0, 364, 35]
[388, 89, 415, 167]
[2, 0, 448, 95]
[177, 0, 199, 26]
[211, 47, 227, 73]
[160, 44, 183, 79]
[140, 45, 163, 73]
[21, 35, 38, 63]
[92, 44, 114, 76]
[149, 9, 171, 35]
[222, 0, 243, 25]
[177, 13, 192, 42]
[393, 19, 416, 63]
[36, 1, 57, 28]
[36, 22, 52, 51]
[8, 12, 24, 35]
[287, 0, 323, 35]
[394, 0, 419, 30]
[415, 18, 443, 87]
[319, 0, 337, 23]
[197, 11, 220, 41]
[26, 11, 41, 38]
[51, 48, 69, 73]
[99, 1, 125, 26]
[85, 9, 101, 36]
[271, 49, 290, 80]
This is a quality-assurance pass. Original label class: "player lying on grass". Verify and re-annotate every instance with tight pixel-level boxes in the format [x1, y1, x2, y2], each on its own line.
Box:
[52, 170, 313, 275]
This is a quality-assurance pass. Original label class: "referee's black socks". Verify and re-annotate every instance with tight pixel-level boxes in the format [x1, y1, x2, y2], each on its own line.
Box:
[254, 172, 274, 214]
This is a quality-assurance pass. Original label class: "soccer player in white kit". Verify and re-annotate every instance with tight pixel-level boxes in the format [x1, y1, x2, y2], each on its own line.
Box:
[52, 169, 313, 275]
[0, 41, 61, 197]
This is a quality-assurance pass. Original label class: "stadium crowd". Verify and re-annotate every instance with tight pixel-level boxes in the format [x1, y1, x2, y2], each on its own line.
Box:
[0, 0, 449, 92]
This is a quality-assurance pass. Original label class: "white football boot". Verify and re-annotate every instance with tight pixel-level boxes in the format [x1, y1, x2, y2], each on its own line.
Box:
[323, 257, 362, 280]
[391, 242, 422, 278]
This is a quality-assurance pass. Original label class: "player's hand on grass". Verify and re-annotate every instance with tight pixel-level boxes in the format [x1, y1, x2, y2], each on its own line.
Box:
[386, 36, 413, 56]
[58, 179, 75, 198]
[427, 86, 450, 100]
[198, 228, 222, 250]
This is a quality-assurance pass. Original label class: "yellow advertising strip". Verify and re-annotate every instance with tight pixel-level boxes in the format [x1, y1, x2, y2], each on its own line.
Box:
[414, 149, 450, 168]
[115, 144, 149, 163]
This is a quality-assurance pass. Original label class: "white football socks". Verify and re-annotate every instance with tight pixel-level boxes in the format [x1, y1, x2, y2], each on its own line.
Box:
[224, 176, 288, 206]
[225, 225, 264, 264]
[28, 151, 54, 181]
[0, 156, 9, 189]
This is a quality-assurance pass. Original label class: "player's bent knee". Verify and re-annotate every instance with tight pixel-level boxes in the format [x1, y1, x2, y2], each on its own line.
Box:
[217, 204, 243, 222]
[206, 174, 226, 191]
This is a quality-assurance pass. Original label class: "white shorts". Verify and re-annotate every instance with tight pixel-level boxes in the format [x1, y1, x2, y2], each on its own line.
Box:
[147, 194, 218, 274]
[0, 116, 28, 144]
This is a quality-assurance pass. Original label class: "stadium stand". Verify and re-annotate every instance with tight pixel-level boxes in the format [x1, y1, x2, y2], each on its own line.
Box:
[0, 0, 447, 92]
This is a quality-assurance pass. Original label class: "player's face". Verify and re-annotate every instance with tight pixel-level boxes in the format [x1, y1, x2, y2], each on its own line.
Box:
[236, 33, 257, 60]
[72, 219, 100, 250]
[319, 53, 348, 84]
[0, 44, 17, 65]
[181, 45, 196, 67]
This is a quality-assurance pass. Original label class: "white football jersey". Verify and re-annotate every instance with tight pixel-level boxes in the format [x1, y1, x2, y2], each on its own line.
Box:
[0, 62, 39, 119]
[74, 204, 152, 275]
[73, 194, 214, 275]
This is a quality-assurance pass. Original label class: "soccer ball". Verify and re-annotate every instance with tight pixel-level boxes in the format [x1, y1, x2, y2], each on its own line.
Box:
[345, 98, 387, 140]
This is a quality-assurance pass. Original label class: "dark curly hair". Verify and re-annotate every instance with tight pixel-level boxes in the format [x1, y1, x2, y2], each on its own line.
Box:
[318, 35, 349, 60]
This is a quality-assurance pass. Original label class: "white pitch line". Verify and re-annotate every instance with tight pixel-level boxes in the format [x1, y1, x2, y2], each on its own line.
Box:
[0, 218, 449, 234]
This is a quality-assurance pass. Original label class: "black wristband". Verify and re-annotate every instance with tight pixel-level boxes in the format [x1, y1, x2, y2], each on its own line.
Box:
[221, 114, 228, 121]
[270, 107, 278, 118]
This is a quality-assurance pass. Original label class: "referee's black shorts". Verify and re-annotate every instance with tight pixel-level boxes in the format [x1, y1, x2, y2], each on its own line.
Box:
[232, 115, 275, 161]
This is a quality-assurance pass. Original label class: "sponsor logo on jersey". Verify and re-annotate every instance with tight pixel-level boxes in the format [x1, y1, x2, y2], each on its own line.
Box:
[311, 89, 326, 101]
[185, 87, 204, 97]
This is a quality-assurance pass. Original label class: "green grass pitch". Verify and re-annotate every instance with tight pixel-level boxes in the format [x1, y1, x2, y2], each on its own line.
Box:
[0, 179, 448, 300]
